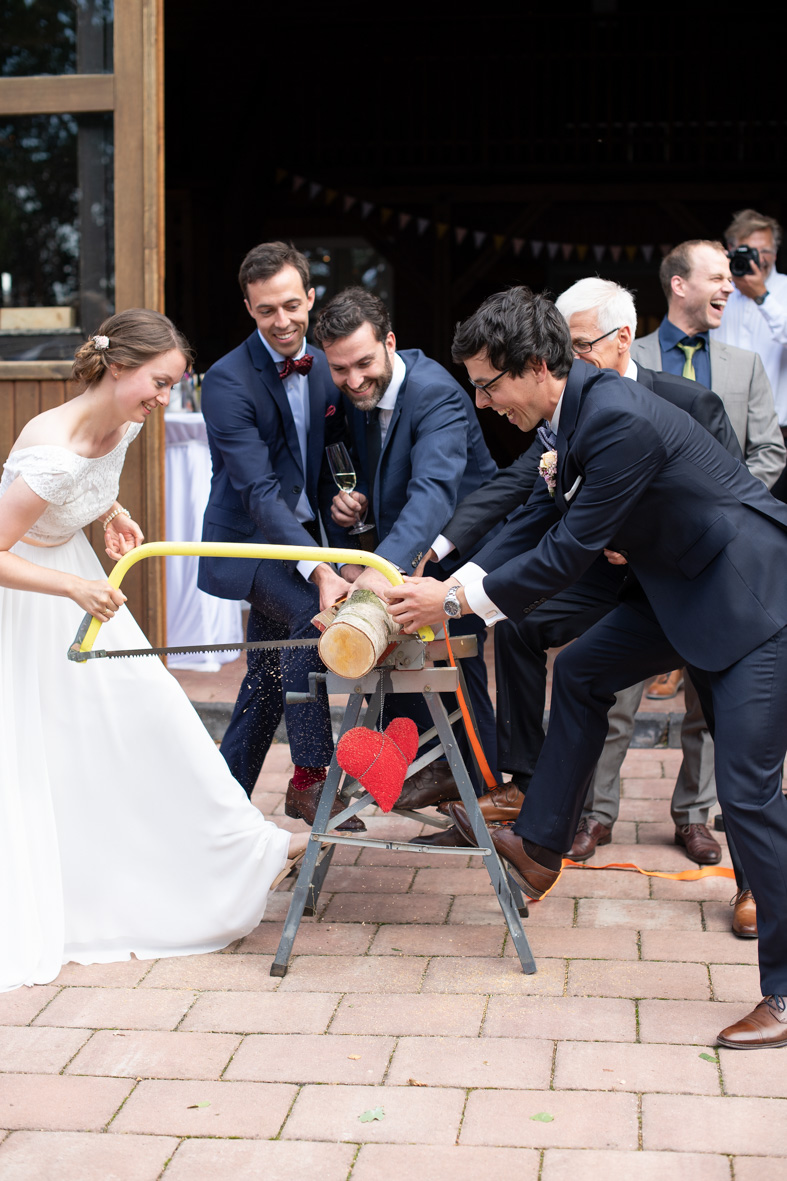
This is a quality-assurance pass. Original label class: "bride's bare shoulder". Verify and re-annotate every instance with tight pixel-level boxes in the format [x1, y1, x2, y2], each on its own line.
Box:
[11, 402, 79, 453]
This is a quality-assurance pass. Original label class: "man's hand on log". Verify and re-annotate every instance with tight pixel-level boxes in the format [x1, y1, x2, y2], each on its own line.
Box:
[413, 547, 437, 577]
[340, 563, 365, 583]
[351, 566, 397, 601]
[310, 563, 354, 611]
[331, 489, 368, 528]
[386, 577, 462, 633]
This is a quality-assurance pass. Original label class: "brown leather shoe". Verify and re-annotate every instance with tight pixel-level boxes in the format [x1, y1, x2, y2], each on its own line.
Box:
[408, 824, 471, 848]
[284, 778, 366, 832]
[645, 669, 684, 699]
[394, 761, 459, 811]
[731, 889, 758, 938]
[674, 823, 722, 865]
[717, 995, 787, 1049]
[438, 782, 526, 820]
[568, 817, 613, 862]
[449, 806, 560, 899]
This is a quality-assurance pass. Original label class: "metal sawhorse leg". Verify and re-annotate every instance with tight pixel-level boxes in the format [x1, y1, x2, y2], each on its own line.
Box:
[271, 652, 537, 977]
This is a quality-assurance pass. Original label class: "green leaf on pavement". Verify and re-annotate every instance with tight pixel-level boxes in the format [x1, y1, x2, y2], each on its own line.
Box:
[530, 1112, 554, 1122]
[187, 1101, 211, 1109]
[359, 1106, 385, 1123]
[699, 1053, 718, 1063]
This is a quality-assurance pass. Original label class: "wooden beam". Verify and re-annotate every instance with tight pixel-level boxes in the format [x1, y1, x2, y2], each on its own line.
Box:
[0, 74, 114, 115]
[0, 362, 72, 380]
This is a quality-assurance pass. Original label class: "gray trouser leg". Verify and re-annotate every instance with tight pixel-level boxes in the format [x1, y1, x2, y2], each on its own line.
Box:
[581, 680, 646, 827]
[670, 669, 718, 826]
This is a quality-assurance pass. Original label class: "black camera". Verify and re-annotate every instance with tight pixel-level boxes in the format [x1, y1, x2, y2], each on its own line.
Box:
[728, 245, 761, 277]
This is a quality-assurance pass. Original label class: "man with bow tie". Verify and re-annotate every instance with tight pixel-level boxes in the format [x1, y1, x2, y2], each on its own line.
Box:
[388, 286, 787, 1049]
[198, 242, 361, 830]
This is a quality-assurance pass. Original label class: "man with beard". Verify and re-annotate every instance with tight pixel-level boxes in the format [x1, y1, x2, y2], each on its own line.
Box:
[314, 288, 498, 808]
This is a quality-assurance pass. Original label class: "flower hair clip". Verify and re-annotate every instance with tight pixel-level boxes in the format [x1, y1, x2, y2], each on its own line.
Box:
[92, 334, 110, 351]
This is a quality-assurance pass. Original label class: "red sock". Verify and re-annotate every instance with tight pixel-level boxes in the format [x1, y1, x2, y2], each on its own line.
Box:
[291, 765, 327, 791]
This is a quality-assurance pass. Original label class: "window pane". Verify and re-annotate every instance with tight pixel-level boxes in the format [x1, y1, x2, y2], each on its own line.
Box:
[298, 239, 394, 333]
[1, 1, 114, 78]
[0, 111, 114, 360]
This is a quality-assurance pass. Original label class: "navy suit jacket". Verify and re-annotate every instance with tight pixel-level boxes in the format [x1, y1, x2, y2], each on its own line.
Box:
[442, 364, 741, 560]
[324, 349, 497, 574]
[197, 331, 341, 600]
[473, 360, 787, 670]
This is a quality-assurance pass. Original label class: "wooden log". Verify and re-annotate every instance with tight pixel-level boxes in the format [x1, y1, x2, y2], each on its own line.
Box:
[318, 588, 400, 678]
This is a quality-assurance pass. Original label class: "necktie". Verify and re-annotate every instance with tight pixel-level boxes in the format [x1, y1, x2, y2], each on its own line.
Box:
[537, 422, 558, 451]
[279, 354, 313, 379]
[677, 340, 703, 382]
[365, 409, 382, 521]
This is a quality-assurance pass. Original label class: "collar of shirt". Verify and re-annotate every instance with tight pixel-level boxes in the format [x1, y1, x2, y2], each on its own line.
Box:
[625, 357, 638, 380]
[548, 379, 569, 434]
[257, 330, 307, 366]
[377, 352, 407, 412]
[659, 315, 709, 353]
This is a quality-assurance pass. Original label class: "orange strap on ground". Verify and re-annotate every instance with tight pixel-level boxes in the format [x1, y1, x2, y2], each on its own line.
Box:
[443, 629, 498, 790]
[536, 858, 736, 900]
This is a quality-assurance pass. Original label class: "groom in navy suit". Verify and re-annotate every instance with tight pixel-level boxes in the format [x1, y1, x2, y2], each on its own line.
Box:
[389, 286, 787, 1049]
[198, 242, 361, 829]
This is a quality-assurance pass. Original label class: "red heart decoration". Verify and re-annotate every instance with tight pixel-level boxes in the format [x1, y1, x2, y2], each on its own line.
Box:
[336, 723, 416, 813]
[384, 717, 419, 764]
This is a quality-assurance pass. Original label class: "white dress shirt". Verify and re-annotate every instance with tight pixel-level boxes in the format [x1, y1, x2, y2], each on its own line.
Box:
[258, 331, 319, 582]
[712, 269, 787, 425]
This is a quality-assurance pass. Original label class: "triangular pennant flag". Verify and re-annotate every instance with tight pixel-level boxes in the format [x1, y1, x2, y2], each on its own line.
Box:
[436, 222, 449, 239]
[380, 207, 393, 225]
[547, 242, 559, 259]
[576, 244, 588, 262]
[455, 226, 468, 244]
[493, 234, 506, 252]
[361, 201, 374, 219]
[512, 238, 525, 256]
[275, 168, 288, 184]
[530, 240, 543, 258]
[592, 244, 605, 261]
[610, 245, 622, 262]
[659, 243, 672, 257]
[417, 217, 430, 235]
[325, 188, 338, 205]
[399, 212, 412, 230]
[309, 182, 323, 200]
[292, 175, 305, 192]
[642, 244, 654, 262]
[473, 231, 487, 249]
[561, 243, 573, 260]
[343, 195, 356, 213]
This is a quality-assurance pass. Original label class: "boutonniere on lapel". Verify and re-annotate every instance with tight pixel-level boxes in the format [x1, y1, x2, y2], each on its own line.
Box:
[325, 404, 336, 418]
[539, 450, 558, 496]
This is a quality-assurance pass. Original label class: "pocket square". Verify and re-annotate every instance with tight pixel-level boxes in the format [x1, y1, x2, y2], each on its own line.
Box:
[564, 475, 582, 503]
[325, 404, 336, 418]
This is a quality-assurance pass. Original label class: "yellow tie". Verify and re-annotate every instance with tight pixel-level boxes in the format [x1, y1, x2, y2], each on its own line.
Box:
[677, 341, 703, 381]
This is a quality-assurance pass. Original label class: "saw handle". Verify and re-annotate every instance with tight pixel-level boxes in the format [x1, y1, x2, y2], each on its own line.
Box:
[73, 541, 434, 656]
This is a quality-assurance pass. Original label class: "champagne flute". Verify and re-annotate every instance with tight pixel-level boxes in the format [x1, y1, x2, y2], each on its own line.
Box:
[325, 442, 375, 535]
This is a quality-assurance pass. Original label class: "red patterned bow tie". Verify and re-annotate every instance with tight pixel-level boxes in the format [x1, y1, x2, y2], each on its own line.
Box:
[279, 354, 313, 379]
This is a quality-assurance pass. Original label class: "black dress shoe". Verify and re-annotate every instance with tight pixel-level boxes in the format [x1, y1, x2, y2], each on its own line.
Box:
[450, 807, 561, 899]
[717, 995, 787, 1049]
[284, 778, 365, 832]
[408, 824, 471, 848]
[568, 817, 613, 862]
[394, 762, 459, 811]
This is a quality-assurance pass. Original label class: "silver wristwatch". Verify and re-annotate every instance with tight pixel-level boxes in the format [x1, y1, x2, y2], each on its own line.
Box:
[443, 586, 462, 618]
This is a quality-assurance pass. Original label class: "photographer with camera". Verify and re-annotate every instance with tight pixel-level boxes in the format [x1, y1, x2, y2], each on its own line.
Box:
[714, 209, 787, 501]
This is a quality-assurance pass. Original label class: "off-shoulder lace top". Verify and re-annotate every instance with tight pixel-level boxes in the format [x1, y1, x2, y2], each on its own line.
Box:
[0, 423, 142, 545]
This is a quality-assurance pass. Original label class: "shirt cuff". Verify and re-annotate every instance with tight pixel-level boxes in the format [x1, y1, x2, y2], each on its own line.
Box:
[454, 560, 507, 624]
[430, 534, 456, 562]
[297, 558, 322, 582]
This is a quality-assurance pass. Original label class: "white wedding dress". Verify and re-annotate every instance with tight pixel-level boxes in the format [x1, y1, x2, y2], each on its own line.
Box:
[0, 424, 290, 992]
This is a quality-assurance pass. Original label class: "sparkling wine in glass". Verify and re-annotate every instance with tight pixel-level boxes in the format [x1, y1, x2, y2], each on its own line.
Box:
[325, 442, 375, 535]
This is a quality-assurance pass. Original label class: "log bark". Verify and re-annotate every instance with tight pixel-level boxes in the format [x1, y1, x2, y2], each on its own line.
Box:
[318, 588, 400, 678]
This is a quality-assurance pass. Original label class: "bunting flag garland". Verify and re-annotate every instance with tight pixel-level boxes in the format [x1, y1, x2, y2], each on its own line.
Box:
[273, 167, 673, 263]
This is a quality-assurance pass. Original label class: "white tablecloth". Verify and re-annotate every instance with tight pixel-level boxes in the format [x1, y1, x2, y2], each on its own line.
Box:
[165, 412, 243, 670]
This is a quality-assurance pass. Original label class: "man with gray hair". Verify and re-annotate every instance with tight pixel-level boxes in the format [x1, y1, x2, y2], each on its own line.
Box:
[416, 278, 742, 860]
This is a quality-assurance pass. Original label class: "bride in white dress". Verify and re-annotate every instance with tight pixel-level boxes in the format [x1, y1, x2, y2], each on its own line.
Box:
[0, 309, 309, 993]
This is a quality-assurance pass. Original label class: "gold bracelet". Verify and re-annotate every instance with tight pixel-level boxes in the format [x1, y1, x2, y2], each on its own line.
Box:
[101, 506, 130, 531]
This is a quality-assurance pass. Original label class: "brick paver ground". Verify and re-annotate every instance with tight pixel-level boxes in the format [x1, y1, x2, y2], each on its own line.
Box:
[1, 655, 783, 1180]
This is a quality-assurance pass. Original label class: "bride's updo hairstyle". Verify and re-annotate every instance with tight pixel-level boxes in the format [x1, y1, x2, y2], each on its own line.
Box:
[71, 308, 194, 388]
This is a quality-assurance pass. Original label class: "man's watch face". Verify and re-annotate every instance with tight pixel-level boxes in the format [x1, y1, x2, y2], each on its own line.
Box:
[443, 588, 462, 617]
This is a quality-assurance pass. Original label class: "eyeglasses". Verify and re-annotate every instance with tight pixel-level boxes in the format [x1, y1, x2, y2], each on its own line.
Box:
[572, 326, 621, 354]
[468, 368, 508, 397]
